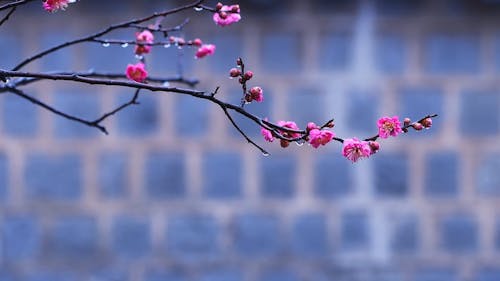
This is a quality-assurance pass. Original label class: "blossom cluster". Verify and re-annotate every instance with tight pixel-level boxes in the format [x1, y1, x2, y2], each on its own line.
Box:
[229, 58, 264, 103]
[213, 3, 241, 26]
[259, 112, 433, 163]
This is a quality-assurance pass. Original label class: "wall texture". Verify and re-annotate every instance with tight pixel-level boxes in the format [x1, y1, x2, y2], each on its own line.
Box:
[1, 0, 500, 280]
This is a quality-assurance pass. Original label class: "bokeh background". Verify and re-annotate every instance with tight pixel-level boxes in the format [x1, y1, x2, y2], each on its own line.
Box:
[1, 0, 500, 280]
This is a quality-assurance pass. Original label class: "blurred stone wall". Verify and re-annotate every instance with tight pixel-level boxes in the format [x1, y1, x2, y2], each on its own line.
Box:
[1, 0, 500, 280]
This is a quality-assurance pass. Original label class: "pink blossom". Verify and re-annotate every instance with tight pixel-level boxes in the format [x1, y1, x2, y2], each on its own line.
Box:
[368, 141, 380, 155]
[213, 5, 241, 27]
[43, 0, 71, 12]
[377, 116, 403, 139]
[249, 86, 263, 102]
[277, 120, 301, 139]
[260, 118, 274, 142]
[135, 30, 155, 55]
[261, 128, 274, 142]
[309, 129, 334, 148]
[125, 63, 148, 83]
[195, 44, 216, 59]
[306, 122, 318, 132]
[342, 138, 371, 163]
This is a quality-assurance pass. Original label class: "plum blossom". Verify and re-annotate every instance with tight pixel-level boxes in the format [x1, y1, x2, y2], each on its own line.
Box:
[125, 63, 148, 83]
[213, 4, 241, 26]
[247, 86, 263, 103]
[277, 120, 301, 139]
[135, 30, 154, 55]
[195, 44, 216, 59]
[342, 138, 371, 163]
[377, 116, 402, 139]
[260, 118, 274, 142]
[261, 129, 274, 142]
[309, 129, 334, 148]
[43, 0, 74, 12]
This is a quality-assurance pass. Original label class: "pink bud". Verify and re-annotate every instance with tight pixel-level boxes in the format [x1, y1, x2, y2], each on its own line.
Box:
[412, 122, 423, 131]
[236, 58, 243, 66]
[244, 94, 252, 103]
[231, 5, 240, 13]
[306, 122, 318, 132]
[243, 71, 253, 80]
[280, 140, 290, 148]
[403, 118, 411, 126]
[422, 118, 432, 128]
[219, 11, 228, 19]
[369, 141, 380, 154]
[229, 68, 241, 77]
[193, 38, 202, 47]
[216, 2, 223, 11]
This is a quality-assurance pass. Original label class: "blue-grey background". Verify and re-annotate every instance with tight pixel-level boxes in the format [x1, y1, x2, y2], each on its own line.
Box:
[1, 0, 500, 280]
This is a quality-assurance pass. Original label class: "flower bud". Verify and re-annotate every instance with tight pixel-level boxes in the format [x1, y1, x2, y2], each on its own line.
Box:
[243, 71, 253, 80]
[306, 122, 318, 132]
[231, 5, 240, 12]
[369, 141, 380, 154]
[403, 118, 411, 126]
[216, 2, 223, 11]
[238, 77, 245, 84]
[326, 120, 335, 128]
[422, 118, 432, 128]
[280, 139, 290, 148]
[412, 122, 423, 131]
[192, 38, 202, 47]
[236, 58, 243, 66]
[249, 86, 263, 102]
[244, 94, 252, 103]
[229, 68, 241, 77]
[218, 11, 228, 19]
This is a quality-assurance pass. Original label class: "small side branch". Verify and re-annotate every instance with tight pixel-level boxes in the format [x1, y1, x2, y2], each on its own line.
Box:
[0, 6, 15, 26]
[221, 106, 269, 155]
[0, 0, 36, 11]
[6, 87, 108, 134]
[91, 88, 140, 125]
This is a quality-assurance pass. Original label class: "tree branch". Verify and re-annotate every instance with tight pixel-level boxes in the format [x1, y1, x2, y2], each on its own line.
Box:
[11, 0, 205, 71]
[0, 0, 36, 12]
[5, 86, 108, 134]
[0, 6, 15, 26]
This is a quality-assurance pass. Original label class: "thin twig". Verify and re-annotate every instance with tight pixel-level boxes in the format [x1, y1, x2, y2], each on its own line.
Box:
[91, 88, 141, 125]
[6, 70, 198, 88]
[0, 70, 205, 95]
[0, 0, 36, 11]
[221, 106, 269, 155]
[11, 0, 204, 71]
[6, 87, 108, 134]
[0, 6, 15, 26]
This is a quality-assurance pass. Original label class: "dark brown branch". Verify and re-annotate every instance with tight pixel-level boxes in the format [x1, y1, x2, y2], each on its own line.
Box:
[0, 6, 15, 26]
[6, 87, 108, 134]
[11, 0, 204, 71]
[129, 18, 191, 34]
[220, 106, 269, 155]
[0, 0, 35, 11]
[0, 70, 205, 96]
[7, 70, 198, 88]
[91, 88, 141, 125]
